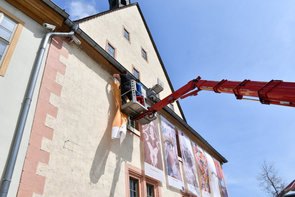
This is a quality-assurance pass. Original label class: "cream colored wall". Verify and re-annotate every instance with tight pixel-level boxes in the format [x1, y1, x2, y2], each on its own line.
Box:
[38, 40, 188, 197]
[0, 1, 47, 197]
[38, 42, 143, 197]
[78, 5, 183, 118]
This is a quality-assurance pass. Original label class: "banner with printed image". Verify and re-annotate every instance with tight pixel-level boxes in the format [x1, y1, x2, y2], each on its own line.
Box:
[160, 116, 183, 190]
[205, 152, 221, 197]
[192, 143, 211, 197]
[178, 131, 200, 196]
[142, 119, 164, 182]
[213, 159, 229, 197]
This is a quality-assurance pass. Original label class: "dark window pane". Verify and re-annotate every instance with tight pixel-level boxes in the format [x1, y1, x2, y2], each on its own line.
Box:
[142, 49, 147, 60]
[133, 68, 139, 80]
[129, 177, 138, 197]
[175, 132, 182, 157]
[107, 43, 115, 57]
[124, 29, 130, 40]
[146, 184, 154, 197]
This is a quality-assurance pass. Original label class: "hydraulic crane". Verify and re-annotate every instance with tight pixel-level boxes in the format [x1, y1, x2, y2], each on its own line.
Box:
[133, 76, 295, 123]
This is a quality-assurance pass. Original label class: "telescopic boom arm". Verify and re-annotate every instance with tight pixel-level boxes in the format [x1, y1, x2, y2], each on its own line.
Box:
[133, 76, 295, 121]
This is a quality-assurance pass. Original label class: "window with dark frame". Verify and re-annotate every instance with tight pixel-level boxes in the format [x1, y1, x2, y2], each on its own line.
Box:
[124, 28, 130, 41]
[132, 68, 140, 80]
[107, 43, 115, 57]
[141, 48, 147, 60]
[146, 183, 154, 197]
[129, 177, 139, 197]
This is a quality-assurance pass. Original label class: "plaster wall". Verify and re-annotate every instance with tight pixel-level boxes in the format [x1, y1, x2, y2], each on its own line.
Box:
[0, 1, 47, 196]
[78, 5, 184, 118]
[36, 40, 142, 197]
[36, 40, 189, 197]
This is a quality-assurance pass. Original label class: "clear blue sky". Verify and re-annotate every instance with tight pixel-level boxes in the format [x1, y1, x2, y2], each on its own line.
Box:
[53, 0, 295, 196]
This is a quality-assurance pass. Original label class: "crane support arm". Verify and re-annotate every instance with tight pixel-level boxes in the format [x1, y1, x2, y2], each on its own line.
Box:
[196, 78, 295, 107]
[133, 76, 295, 121]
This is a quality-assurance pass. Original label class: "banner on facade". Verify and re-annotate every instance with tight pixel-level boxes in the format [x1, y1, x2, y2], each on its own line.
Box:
[213, 159, 229, 197]
[192, 143, 211, 197]
[111, 77, 127, 144]
[160, 116, 183, 190]
[178, 131, 200, 196]
[206, 152, 222, 197]
[142, 119, 164, 183]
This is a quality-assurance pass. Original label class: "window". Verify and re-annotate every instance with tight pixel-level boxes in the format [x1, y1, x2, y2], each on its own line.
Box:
[127, 117, 140, 136]
[146, 184, 154, 197]
[124, 28, 130, 41]
[107, 42, 115, 58]
[121, 0, 127, 5]
[0, 8, 23, 76]
[130, 177, 139, 197]
[141, 48, 147, 61]
[126, 164, 160, 197]
[132, 67, 140, 80]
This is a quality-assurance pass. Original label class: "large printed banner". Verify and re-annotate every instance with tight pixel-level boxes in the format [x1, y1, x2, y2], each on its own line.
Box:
[142, 119, 164, 182]
[192, 143, 211, 197]
[206, 152, 222, 197]
[213, 159, 229, 197]
[160, 117, 183, 190]
[178, 131, 200, 196]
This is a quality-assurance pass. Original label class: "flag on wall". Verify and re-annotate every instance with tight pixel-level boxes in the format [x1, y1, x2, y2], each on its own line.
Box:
[160, 116, 183, 190]
[111, 77, 128, 144]
[178, 131, 200, 196]
[192, 143, 211, 197]
[142, 119, 164, 182]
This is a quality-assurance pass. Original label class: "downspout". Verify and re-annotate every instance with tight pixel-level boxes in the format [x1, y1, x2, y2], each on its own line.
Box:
[0, 23, 79, 197]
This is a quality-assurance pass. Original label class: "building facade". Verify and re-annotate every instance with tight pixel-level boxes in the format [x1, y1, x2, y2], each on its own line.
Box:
[0, 0, 228, 197]
[0, 1, 54, 196]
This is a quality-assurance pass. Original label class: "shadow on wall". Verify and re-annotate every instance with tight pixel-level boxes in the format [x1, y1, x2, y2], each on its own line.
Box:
[60, 42, 134, 196]
[89, 78, 134, 197]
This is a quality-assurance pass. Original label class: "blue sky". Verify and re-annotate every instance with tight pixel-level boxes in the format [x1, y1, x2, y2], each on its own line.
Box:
[52, 0, 295, 196]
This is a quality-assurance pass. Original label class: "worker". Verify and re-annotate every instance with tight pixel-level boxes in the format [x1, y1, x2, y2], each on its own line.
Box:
[136, 79, 144, 105]
[113, 71, 133, 104]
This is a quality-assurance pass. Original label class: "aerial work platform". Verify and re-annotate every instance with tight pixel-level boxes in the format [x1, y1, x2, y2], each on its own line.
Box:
[121, 79, 157, 125]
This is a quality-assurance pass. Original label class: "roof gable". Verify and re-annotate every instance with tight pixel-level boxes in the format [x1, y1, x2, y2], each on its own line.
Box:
[76, 3, 187, 121]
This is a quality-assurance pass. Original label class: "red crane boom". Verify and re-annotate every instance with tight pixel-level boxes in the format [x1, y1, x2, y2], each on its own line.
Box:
[134, 76, 295, 121]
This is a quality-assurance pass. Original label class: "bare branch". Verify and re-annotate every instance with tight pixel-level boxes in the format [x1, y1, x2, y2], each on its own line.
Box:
[257, 161, 286, 197]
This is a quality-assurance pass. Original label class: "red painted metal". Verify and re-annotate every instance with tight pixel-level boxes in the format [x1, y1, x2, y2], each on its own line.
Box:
[133, 76, 295, 121]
